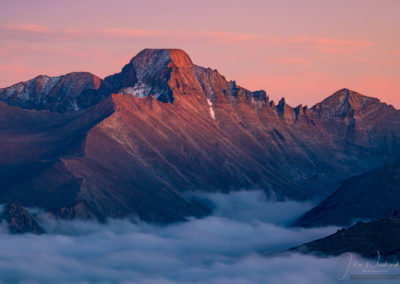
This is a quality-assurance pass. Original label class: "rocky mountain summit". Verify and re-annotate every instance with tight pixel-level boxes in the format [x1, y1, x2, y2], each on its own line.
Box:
[0, 49, 399, 223]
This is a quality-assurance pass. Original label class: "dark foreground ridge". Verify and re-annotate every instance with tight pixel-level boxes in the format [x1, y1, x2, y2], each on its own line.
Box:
[291, 216, 400, 259]
[296, 158, 400, 227]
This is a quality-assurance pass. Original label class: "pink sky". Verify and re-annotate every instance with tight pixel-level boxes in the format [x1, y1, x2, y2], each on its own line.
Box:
[0, 0, 399, 107]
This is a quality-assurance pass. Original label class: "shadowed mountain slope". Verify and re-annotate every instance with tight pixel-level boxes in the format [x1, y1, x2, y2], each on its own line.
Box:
[291, 217, 400, 259]
[295, 159, 400, 227]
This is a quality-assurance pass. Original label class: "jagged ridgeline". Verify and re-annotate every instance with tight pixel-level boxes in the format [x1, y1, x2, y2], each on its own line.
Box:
[0, 49, 399, 223]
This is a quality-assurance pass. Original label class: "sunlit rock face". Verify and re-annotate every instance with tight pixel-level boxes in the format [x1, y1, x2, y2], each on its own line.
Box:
[0, 49, 400, 223]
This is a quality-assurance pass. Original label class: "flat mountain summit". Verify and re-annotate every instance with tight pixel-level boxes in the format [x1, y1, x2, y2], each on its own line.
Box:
[0, 48, 399, 223]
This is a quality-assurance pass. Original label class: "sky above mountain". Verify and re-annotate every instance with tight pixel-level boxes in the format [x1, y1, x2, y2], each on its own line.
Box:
[0, 0, 399, 107]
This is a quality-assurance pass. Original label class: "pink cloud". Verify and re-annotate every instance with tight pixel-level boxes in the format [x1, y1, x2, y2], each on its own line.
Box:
[0, 64, 42, 86]
[190, 33, 374, 55]
[97, 28, 257, 43]
[264, 36, 374, 55]
[99, 28, 167, 38]
[274, 57, 311, 66]
[288, 36, 373, 47]
[2, 24, 51, 34]
[0, 24, 374, 55]
[1, 24, 392, 107]
[0, 64, 28, 73]
[197, 31, 261, 43]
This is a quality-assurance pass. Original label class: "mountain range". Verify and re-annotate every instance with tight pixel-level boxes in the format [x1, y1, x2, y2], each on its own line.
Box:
[0, 49, 399, 235]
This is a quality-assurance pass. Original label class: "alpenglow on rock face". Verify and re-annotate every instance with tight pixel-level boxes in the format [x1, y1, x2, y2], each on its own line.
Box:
[0, 48, 400, 223]
[100, 49, 186, 103]
[117, 49, 194, 102]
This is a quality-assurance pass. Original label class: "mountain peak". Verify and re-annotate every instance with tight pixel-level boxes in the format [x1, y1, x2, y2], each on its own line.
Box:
[312, 88, 381, 118]
[131, 49, 193, 69]
[107, 48, 194, 103]
[0, 72, 102, 111]
[318, 88, 377, 109]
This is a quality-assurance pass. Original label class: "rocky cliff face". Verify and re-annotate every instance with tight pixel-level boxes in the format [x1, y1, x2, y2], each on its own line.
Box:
[0, 49, 399, 222]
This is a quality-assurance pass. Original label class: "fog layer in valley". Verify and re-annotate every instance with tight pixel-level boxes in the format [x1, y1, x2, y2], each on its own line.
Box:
[0, 191, 390, 283]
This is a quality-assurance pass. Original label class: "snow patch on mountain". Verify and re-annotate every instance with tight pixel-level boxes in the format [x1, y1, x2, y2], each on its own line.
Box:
[120, 83, 152, 98]
[207, 98, 216, 119]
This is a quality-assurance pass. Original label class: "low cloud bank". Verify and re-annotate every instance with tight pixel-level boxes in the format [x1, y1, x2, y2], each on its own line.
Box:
[0, 191, 382, 283]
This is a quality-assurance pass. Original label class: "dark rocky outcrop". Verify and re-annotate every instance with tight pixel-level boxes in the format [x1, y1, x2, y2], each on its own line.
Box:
[291, 217, 400, 259]
[1, 204, 43, 234]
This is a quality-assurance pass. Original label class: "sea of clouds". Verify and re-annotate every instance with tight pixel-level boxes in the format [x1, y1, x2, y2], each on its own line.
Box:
[0, 191, 389, 283]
